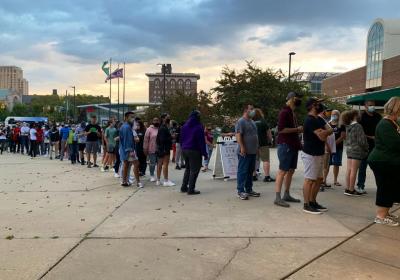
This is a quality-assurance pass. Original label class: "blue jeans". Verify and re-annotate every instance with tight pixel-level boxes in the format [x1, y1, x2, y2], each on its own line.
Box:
[203, 145, 213, 167]
[236, 154, 256, 194]
[148, 153, 157, 177]
[357, 157, 368, 189]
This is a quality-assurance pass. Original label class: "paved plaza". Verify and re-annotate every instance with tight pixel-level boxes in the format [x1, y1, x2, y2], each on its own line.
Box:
[0, 150, 399, 280]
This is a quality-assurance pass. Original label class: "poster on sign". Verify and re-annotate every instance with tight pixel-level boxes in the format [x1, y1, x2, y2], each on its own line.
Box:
[211, 136, 238, 180]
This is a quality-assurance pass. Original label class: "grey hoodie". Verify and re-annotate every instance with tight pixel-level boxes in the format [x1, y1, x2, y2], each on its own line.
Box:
[345, 122, 369, 159]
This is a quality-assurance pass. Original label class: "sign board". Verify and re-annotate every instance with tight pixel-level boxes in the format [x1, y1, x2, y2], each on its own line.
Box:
[210, 136, 238, 180]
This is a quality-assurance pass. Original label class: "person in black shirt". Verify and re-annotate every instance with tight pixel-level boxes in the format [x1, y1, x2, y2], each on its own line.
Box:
[301, 97, 333, 214]
[156, 113, 175, 187]
[357, 100, 382, 193]
[85, 115, 102, 168]
[328, 110, 346, 186]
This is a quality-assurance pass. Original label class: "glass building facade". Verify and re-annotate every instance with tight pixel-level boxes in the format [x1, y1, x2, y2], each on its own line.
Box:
[366, 22, 384, 89]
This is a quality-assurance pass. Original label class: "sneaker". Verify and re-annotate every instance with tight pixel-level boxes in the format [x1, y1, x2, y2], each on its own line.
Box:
[156, 180, 161, 186]
[357, 188, 367, 194]
[163, 180, 176, 187]
[187, 190, 201, 195]
[87, 163, 92, 168]
[263, 176, 275, 182]
[121, 182, 131, 187]
[137, 182, 144, 188]
[93, 164, 99, 168]
[252, 175, 258, 181]
[49, 156, 53, 160]
[387, 213, 399, 220]
[274, 199, 290, 208]
[310, 201, 328, 212]
[237, 192, 249, 200]
[374, 216, 399, 227]
[344, 189, 362, 196]
[114, 173, 120, 178]
[246, 191, 260, 197]
[175, 165, 181, 170]
[283, 194, 301, 203]
[180, 187, 188, 193]
[101, 167, 106, 172]
[303, 204, 323, 215]
[150, 177, 156, 182]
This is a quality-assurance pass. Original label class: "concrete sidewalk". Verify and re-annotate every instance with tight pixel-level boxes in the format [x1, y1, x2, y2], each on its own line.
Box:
[0, 151, 399, 280]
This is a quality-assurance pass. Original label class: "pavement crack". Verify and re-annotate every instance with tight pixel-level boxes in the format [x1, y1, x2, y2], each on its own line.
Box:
[214, 237, 251, 279]
[37, 189, 140, 280]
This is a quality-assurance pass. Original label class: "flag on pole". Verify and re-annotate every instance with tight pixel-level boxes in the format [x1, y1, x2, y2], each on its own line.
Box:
[105, 68, 123, 82]
[101, 61, 110, 76]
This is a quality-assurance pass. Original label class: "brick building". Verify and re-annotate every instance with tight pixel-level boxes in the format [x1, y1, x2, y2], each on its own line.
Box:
[145, 66, 200, 103]
[322, 18, 400, 103]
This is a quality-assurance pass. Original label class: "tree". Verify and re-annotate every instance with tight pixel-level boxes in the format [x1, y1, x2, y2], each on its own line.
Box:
[212, 61, 309, 126]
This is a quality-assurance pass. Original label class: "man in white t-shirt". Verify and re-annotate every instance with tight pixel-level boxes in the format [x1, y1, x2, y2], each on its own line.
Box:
[29, 124, 38, 158]
[20, 123, 30, 154]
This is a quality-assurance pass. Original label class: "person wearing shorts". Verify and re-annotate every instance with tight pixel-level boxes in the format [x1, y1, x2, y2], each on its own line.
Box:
[85, 115, 102, 168]
[102, 120, 117, 172]
[301, 97, 333, 215]
[76, 122, 87, 165]
[274, 92, 303, 207]
[328, 110, 346, 186]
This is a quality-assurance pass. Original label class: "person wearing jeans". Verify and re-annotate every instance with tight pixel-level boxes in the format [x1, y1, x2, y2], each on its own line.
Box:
[235, 104, 260, 200]
[180, 111, 208, 195]
[144, 118, 159, 181]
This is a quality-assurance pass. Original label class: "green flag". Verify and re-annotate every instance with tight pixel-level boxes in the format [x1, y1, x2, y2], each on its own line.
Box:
[101, 61, 109, 76]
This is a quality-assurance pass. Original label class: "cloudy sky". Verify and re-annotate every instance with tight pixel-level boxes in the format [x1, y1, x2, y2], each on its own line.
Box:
[1, 0, 399, 101]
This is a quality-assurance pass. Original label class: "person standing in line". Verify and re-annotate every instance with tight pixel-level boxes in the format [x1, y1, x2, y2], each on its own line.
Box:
[357, 100, 382, 193]
[180, 111, 207, 195]
[12, 123, 21, 153]
[274, 92, 303, 207]
[59, 124, 70, 161]
[253, 108, 275, 183]
[327, 110, 346, 186]
[36, 125, 44, 156]
[68, 125, 78, 164]
[49, 125, 60, 160]
[135, 119, 147, 177]
[29, 123, 38, 158]
[102, 120, 117, 172]
[113, 121, 121, 178]
[76, 122, 87, 165]
[156, 113, 175, 187]
[85, 115, 102, 168]
[202, 125, 214, 172]
[119, 112, 136, 187]
[342, 110, 369, 196]
[20, 123, 30, 155]
[175, 122, 185, 170]
[144, 118, 159, 182]
[0, 126, 6, 154]
[368, 97, 400, 226]
[301, 98, 333, 214]
[43, 126, 50, 156]
[320, 107, 336, 191]
[235, 104, 261, 200]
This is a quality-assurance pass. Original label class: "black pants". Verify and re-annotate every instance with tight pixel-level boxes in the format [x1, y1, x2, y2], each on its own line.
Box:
[21, 136, 29, 154]
[29, 140, 37, 157]
[369, 161, 400, 208]
[137, 151, 147, 175]
[181, 149, 202, 191]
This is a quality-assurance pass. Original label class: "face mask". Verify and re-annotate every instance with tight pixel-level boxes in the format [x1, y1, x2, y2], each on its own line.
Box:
[153, 123, 160, 127]
[248, 110, 255, 118]
[331, 115, 338, 122]
[165, 118, 171, 124]
[294, 99, 302, 107]
[367, 106, 375, 113]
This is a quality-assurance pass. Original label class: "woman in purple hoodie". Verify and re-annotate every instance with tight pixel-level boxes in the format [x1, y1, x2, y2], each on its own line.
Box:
[180, 110, 208, 195]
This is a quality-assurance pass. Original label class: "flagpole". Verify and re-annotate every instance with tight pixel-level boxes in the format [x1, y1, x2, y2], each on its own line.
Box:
[123, 62, 126, 118]
[109, 57, 112, 119]
[117, 63, 120, 121]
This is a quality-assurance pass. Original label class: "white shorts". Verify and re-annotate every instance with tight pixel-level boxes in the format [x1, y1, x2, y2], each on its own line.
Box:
[301, 152, 324, 181]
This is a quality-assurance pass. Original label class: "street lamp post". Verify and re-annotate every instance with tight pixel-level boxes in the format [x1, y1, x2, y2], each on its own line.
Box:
[288, 52, 296, 82]
[70, 86, 76, 121]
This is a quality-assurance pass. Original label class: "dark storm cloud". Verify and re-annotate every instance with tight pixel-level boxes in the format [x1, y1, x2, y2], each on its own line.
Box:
[0, 0, 399, 62]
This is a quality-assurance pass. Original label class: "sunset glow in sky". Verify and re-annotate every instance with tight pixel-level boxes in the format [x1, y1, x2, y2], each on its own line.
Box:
[1, 0, 399, 101]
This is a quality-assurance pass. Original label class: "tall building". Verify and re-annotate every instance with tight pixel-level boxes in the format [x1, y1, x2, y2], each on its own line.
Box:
[0, 66, 29, 96]
[291, 72, 340, 94]
[146, 65, 200, 103]
[322, 18, 400, 103]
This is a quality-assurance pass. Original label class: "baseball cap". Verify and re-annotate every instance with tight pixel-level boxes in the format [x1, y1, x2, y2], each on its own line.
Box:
[286, 92, 302, 101]
[305, 97, 324, 109]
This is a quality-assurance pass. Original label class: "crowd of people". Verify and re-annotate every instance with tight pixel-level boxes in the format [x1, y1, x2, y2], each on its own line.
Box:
[0, 94, 399, 226]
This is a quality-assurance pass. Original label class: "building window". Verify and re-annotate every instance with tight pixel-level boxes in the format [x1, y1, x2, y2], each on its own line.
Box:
[178, 79, 183, 90]
[155, 79, 160, 89]
[185, 79, 191, 90]
[170, 79, 176, 89]
[366, 22, 384, 89]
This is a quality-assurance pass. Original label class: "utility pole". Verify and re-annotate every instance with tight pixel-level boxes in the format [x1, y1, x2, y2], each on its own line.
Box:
[288, 52, 296, 82]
